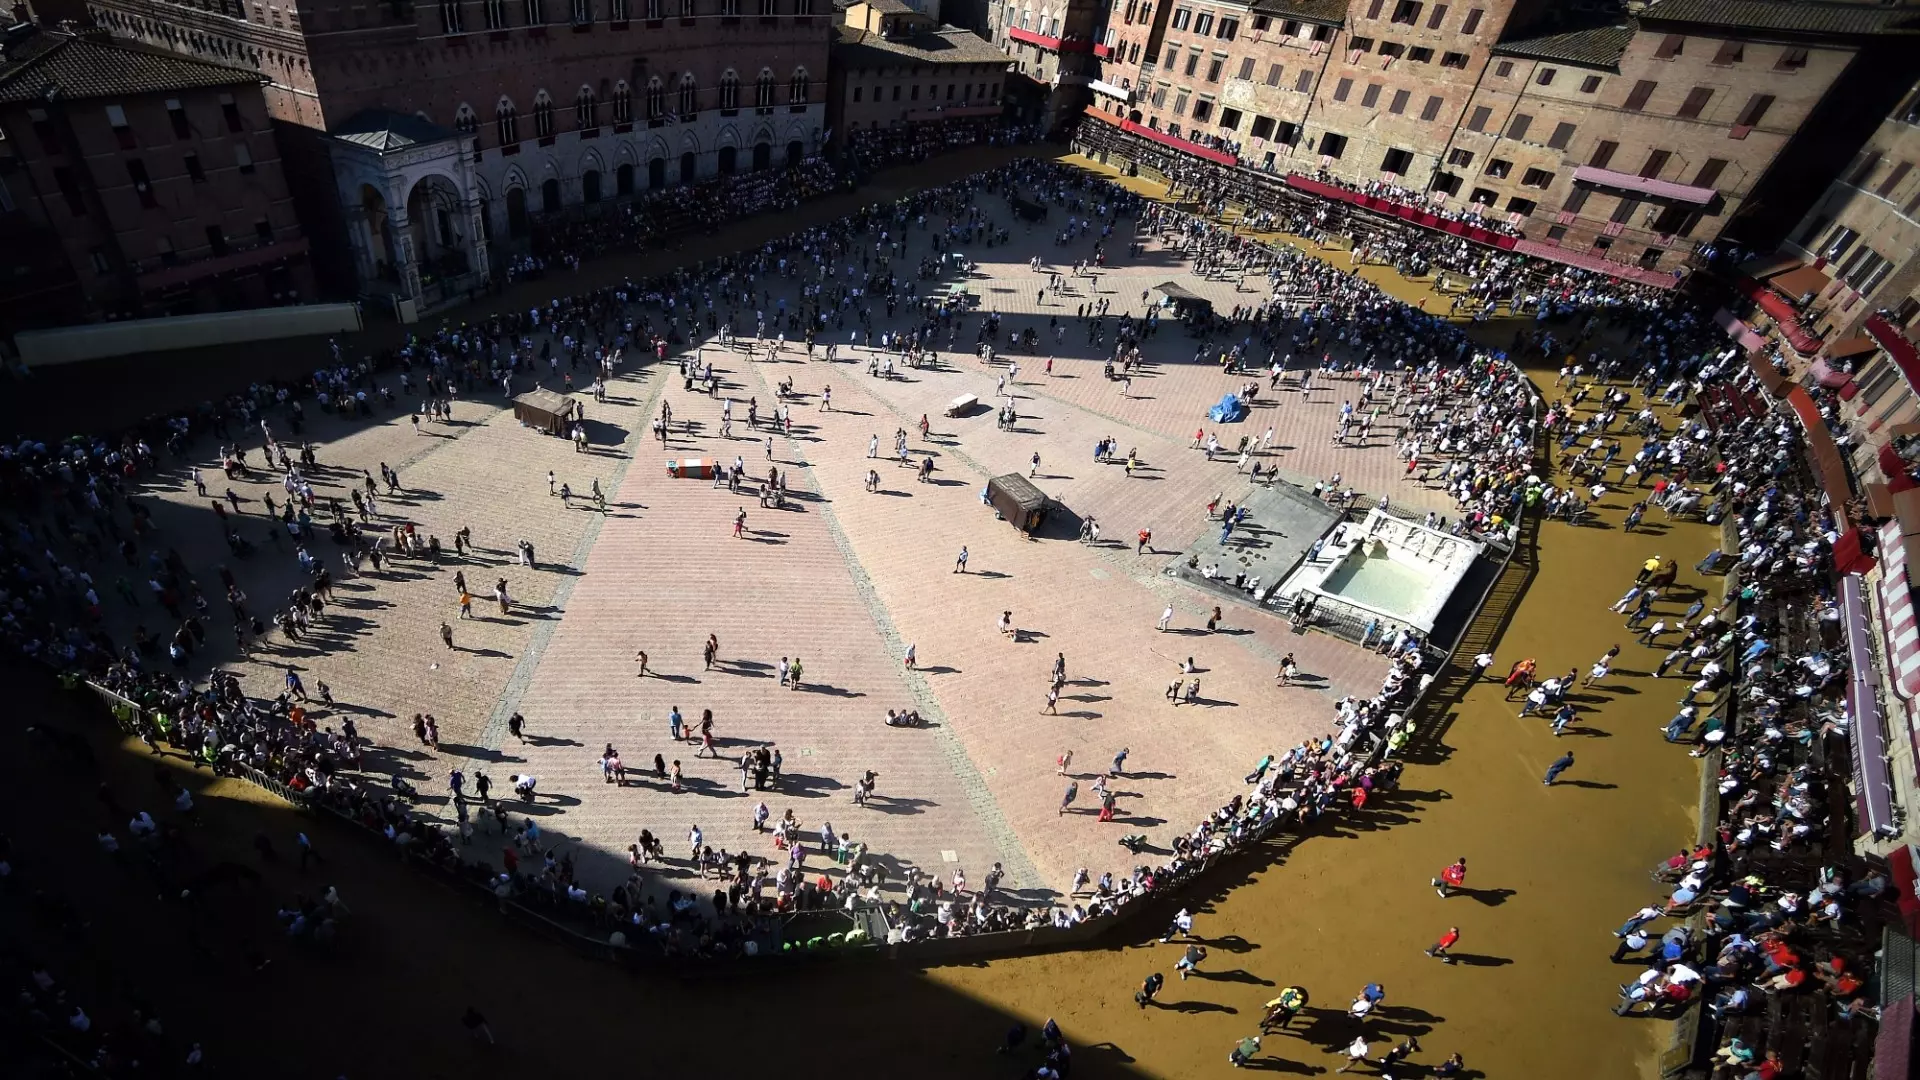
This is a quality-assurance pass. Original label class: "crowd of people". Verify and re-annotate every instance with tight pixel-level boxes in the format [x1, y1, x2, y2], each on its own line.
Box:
[0, 154, 1508, 978]
[13, 114, 1887, 1080]
[1591, 361, 1893, 1076]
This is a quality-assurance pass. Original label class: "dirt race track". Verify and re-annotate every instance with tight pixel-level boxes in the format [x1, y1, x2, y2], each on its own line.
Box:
[1, 150, 1713, 1080]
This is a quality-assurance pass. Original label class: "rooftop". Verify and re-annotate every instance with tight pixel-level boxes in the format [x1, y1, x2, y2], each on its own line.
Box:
[0, 23, 260, 105]
[332, 108, 460, 152]
[833, 23, 1013, 66]
[848, 0, 918, 12]
[1493, 20, 1637, 69]
[1636, 0, 1920, 36]
[1248, 0, 1349, 28]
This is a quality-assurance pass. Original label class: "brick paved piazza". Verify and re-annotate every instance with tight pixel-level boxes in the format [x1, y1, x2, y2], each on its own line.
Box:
[130, 166, 1466, 899]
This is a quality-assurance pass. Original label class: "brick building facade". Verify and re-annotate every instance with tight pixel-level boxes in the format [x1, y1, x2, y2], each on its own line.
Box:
[987, 0, 1098, 129]
[0, 22, 310, 328]
[68, 0, 830, 309]
[1779, 80, 1920, 341]
[1081, 0, 1920, 278]
[828, 0, 1008, 138]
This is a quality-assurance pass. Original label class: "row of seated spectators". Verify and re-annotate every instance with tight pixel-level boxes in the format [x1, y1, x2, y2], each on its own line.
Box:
[1613, 361, 1896, 1080]
[1070, 119, 1687, 318]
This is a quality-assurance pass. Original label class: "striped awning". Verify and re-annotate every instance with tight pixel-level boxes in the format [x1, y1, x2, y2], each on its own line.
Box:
[1878, 518, 1920, 700]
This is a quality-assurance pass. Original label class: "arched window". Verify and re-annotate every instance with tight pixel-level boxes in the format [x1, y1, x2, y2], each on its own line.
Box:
[646, 77, 665, 120]
[719, 69, 739, 111]
[612, 81, 632, 123]
[454, 103, 477, 134]
[755, 68, 776, 109]
[679, 73, 699, 117]
[496, 97, 518, 144]
[574, 86, 597, 128]
[789, 68, 810, 106]
[533, 90, 553, 137]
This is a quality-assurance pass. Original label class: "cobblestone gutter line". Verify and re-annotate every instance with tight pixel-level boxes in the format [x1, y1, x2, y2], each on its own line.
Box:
[477, 363, 668, 755]
[736, 350, 1048, 894]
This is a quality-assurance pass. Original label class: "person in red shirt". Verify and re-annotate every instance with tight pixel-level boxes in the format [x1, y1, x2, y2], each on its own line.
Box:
[1433, 857, 1468, 898]
[1425, 927, 1460, 964]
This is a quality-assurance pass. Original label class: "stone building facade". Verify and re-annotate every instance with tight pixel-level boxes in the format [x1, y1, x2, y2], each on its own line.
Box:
[828, 0, 1008, 138]
[1082, 0, 1920, 277]
[0, 22, 310, 327]
[1779, 81, 1920, 341]
[987, 0, 1098, 130]
[74, 0, 831, 308]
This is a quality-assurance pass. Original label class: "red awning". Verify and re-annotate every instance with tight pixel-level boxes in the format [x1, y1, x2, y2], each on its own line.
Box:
[1894, 845, 1920, 936]
[1769, 263, 1831, 301]
[1733, 275, 1823, 355]
[1283, 176, 1521, 252]
[1787, 386, 1854, 527]
[1869, 314, 1920, 395]
[1810, 359, 1852, 388]
[1113, 117, 1238, 165]
[1512, 238, 1683, 289]
[1572, 164, 1717, 206]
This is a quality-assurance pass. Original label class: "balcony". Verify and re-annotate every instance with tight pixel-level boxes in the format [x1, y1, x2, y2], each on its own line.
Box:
[1572, 165, 1717, 206]
[136, 236, 310, 294]
[1085, 108, 1236, 166]
[1093, 40, 1111, 57]
[1007, 25, 1094, 52]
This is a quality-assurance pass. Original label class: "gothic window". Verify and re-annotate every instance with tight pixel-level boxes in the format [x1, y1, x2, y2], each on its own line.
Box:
[533, 91, 553, 136]
[496, 98, 518, 143]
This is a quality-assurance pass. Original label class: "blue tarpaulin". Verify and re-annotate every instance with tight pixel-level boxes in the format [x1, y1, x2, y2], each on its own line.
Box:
[1208, 393, 1246, 423]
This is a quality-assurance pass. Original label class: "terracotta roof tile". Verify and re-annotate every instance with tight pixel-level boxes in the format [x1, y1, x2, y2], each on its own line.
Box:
[0, 26, 260, 105]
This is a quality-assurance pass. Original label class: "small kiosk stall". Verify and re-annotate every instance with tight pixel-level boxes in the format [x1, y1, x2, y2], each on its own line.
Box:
[512, 388, 579, 436]
[1154, 281, 1214, 320]
[986, 473, 1056, 534]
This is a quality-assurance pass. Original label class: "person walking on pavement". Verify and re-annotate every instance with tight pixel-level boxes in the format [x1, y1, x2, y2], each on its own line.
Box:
[1157, 604, 1174, 631]
[1111, 747, 1130, 777]
[1426, 926, 1461, 963]
[1229, 1036, 1262, 1068]
[1544, 751, 1576, 785]
[1059, 781, 1078, 816]
[954, 546, 970, 573]
[1433, 857, 1467, 897]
